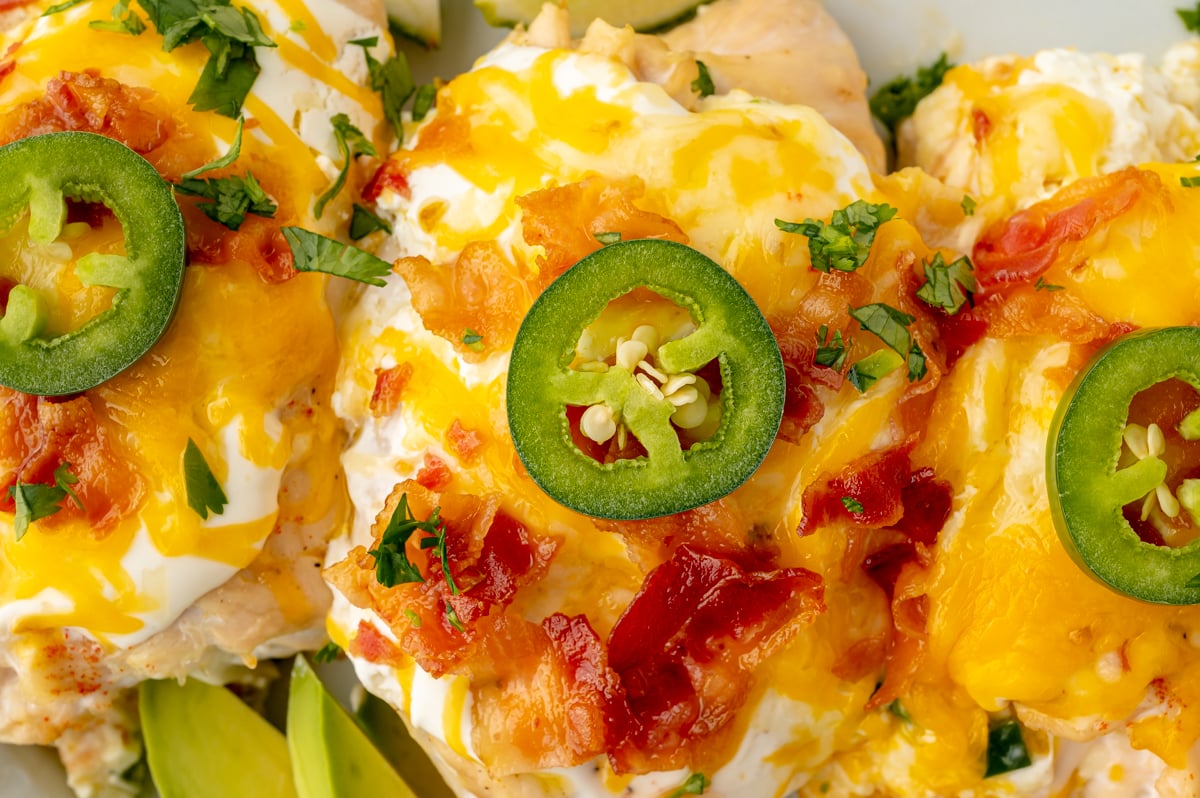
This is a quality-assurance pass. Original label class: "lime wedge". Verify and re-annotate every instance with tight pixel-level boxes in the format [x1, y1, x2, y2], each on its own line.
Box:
[140, 679, 297, 798]
[475, 0, 709, 36]
[388, 0, 440, 45]
[287, 657, 418, 798]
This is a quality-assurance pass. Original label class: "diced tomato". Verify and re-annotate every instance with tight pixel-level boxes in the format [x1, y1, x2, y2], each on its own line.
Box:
[363, 159, 410, 203]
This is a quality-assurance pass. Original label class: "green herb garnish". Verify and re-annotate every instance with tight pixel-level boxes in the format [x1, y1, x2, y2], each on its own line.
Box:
[692, 60, 714, 97]
[916, 252, 976, 314]
[349, 203, 392, 240]
[961, 195, 977, 216]
[367, 493, 441, 588]
[984, 720, 1032, 777]
[1034, 276, 1064, 292]
[461, 329, 484, 351]
[887, 699, 913, 723]
[283, 227, 392, 286]
[1179, 3, 1200, 33]
[8, 464, 84, 540]
[846, 349, 903, 393]
[312, 642, 341, 663]
[350, 36, 414, 135]
[445, 602, 465, 632]
[776, 200, 897, 273]
[870, 53, 953, 134]
[411, 83, 436, 122]
[314, 113, 377, 219]
[594, 231, 622, 245]
[183, 438, 228, 520]
[841, 496, 865, 514]
[668, 773, 709, 797]
[849, 303, 926, 381]
[814, 324, 849, 371]
[1182, 175, 1200, 187]
[89, 0, 146, 34]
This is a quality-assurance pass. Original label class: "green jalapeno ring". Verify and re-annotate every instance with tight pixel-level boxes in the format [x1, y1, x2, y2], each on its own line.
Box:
[507, 239, 785, 521]
[0, 132, 186, 396]
[1048, 326, 1200, 605]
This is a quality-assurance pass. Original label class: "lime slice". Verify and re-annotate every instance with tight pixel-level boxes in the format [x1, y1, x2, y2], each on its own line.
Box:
[140, 679, 297, 798]
[475, 0, 709, 36]
[287, 657, 418, 798]
[388, 0, 440, 45]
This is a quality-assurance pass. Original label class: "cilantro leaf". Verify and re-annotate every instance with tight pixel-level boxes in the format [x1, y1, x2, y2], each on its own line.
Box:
[445, 602, 465, 632]
[54, 462, 84, 510]
[1034, 276, 1064, 292]
[349, 203, 392, 240]
[462, 328, 484, 351]
[692, 60, 714, 97]
[594, 231, 622, 245]
[887, 699, 913, 723]
[188, 50, 260, 118]
[175, 170, 277, 230]
[668, 773, 709, 798]
[368, 493, 441, 587]
[183, 438, 228, 520]
[1179, 3, 1200, 33]
[89, 0, 146, 34]
[1182, 175, 1200, 187]
[961, 195, 977, 216]
[411, 83, 436, 122]
[43, 0, 88, 15]
[848, 303, 927, 382]
[846, 348, 903, 393]
[314, 113, 377, 219]
[776, 200, 897, 273]
[814, 324, 849, 371]
[403, 608, 422, 628]
[419, 519, 460, 594]
[841, 496, 864, 514]
[870, 53, 954, 134]
[183, 116, 244, 179]
[984, 720, 1032, 778]
[283, 227, 392, 286]
[916, 253, 976, 314]
[9, 481, 69, 541]
[351, 38, 414, 135]
[312, 641, 341, 663]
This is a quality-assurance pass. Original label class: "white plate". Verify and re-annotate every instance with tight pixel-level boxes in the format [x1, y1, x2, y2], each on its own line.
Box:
[0, 0, 1189, 795]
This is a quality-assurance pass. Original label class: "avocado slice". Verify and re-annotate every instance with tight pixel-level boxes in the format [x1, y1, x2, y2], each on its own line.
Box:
[139, 679, 297, 798]
[355, 691, 456, 798]
[475, 0, 711, 37]
[287, 657, 418, 798]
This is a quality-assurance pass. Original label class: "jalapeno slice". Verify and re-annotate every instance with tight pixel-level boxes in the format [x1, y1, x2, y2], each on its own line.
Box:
[507, 239, 785, 520]
[1048, 327, 1200, 605]
[0, 132, 186, 396]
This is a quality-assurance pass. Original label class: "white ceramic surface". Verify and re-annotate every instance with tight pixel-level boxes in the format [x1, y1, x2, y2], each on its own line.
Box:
[0, 1, 1189, 795]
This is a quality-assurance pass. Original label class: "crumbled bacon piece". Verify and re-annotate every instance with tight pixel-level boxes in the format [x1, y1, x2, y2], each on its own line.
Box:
[0, 389, 143, 534]
[516, 177, 689, 292]
[798, 444, 914, 534]
[415, 454, 452, 491]
[370, 363, 413, 417]
[186, 212, 296, 284]
[605, 546, 824, 773]
[446, 419, 483, 464]
[0, 70, 168, 153]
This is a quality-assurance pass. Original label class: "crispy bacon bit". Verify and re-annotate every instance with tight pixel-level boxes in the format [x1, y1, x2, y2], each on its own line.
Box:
[362, 159, 411, 204]
[778, 366, 826, 445]
[446, 419, 483, 464]
[605, 546, 824, 773]
[370, 363, 414, 417]
[862, 542, 918, 598]
[186, 212, 296, 284]
[516, 177, 689, 293]
[893, 467, 953, 545]
[965, 287, 1115, 345]
[395, 242, 531, 360]
[799, 444, 915, 534]
[0, 70, 168, 152]
[600, 498, 766, 564]
[415, 454, 452, 491]
[0, 389, 144, 535]
[971, 107, 992, 144]
[973, 168, 1162, 291]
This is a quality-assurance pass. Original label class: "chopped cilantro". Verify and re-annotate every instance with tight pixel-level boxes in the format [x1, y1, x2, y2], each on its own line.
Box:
[848, 303, 926, 382]
[961, 194, 977, 216]
[89, 0, 146, 34]
[419, 518, 460, 594]
[314, 113, 377, 219]
[841, 496, 864, 514]
[183, 117, 245, 179]
[776, 200, 897, 273]
[1034, 276, 1064, 292]
[283, 227, 392, 287]
[350, 37, 414, 135]
[54, 462, 84, 510]
[288, 18, 304, 31]
[846, 348, 903, 393]
[594, 231, 622, 245]
[312, 642, 341, 663]
[916, 252, 976, 315]
[183, 438, 228, 520]
[984, 720, 1032, 777]
[887, 699, 913, 723]
[411, 83, 436, 122]
[1179, 3, 1200, 33]
[8, 469, 80, 541]
[1182, 175, 1200, 187]
[175, 170, 276, 230]
[461, 329, 484, 351]
[870, 53, 954, 134]
[367, 492, 441, 587]
[137, 0, 275, 118]
[445, 602, 465, 632]
[403, 608, 422, 628]
[692, 60, 714, 97]
[814, 324, 849, 371]
[668, 773, 709, 797]
[43, 0, 88, 15]
[349, 203, 392, 240]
